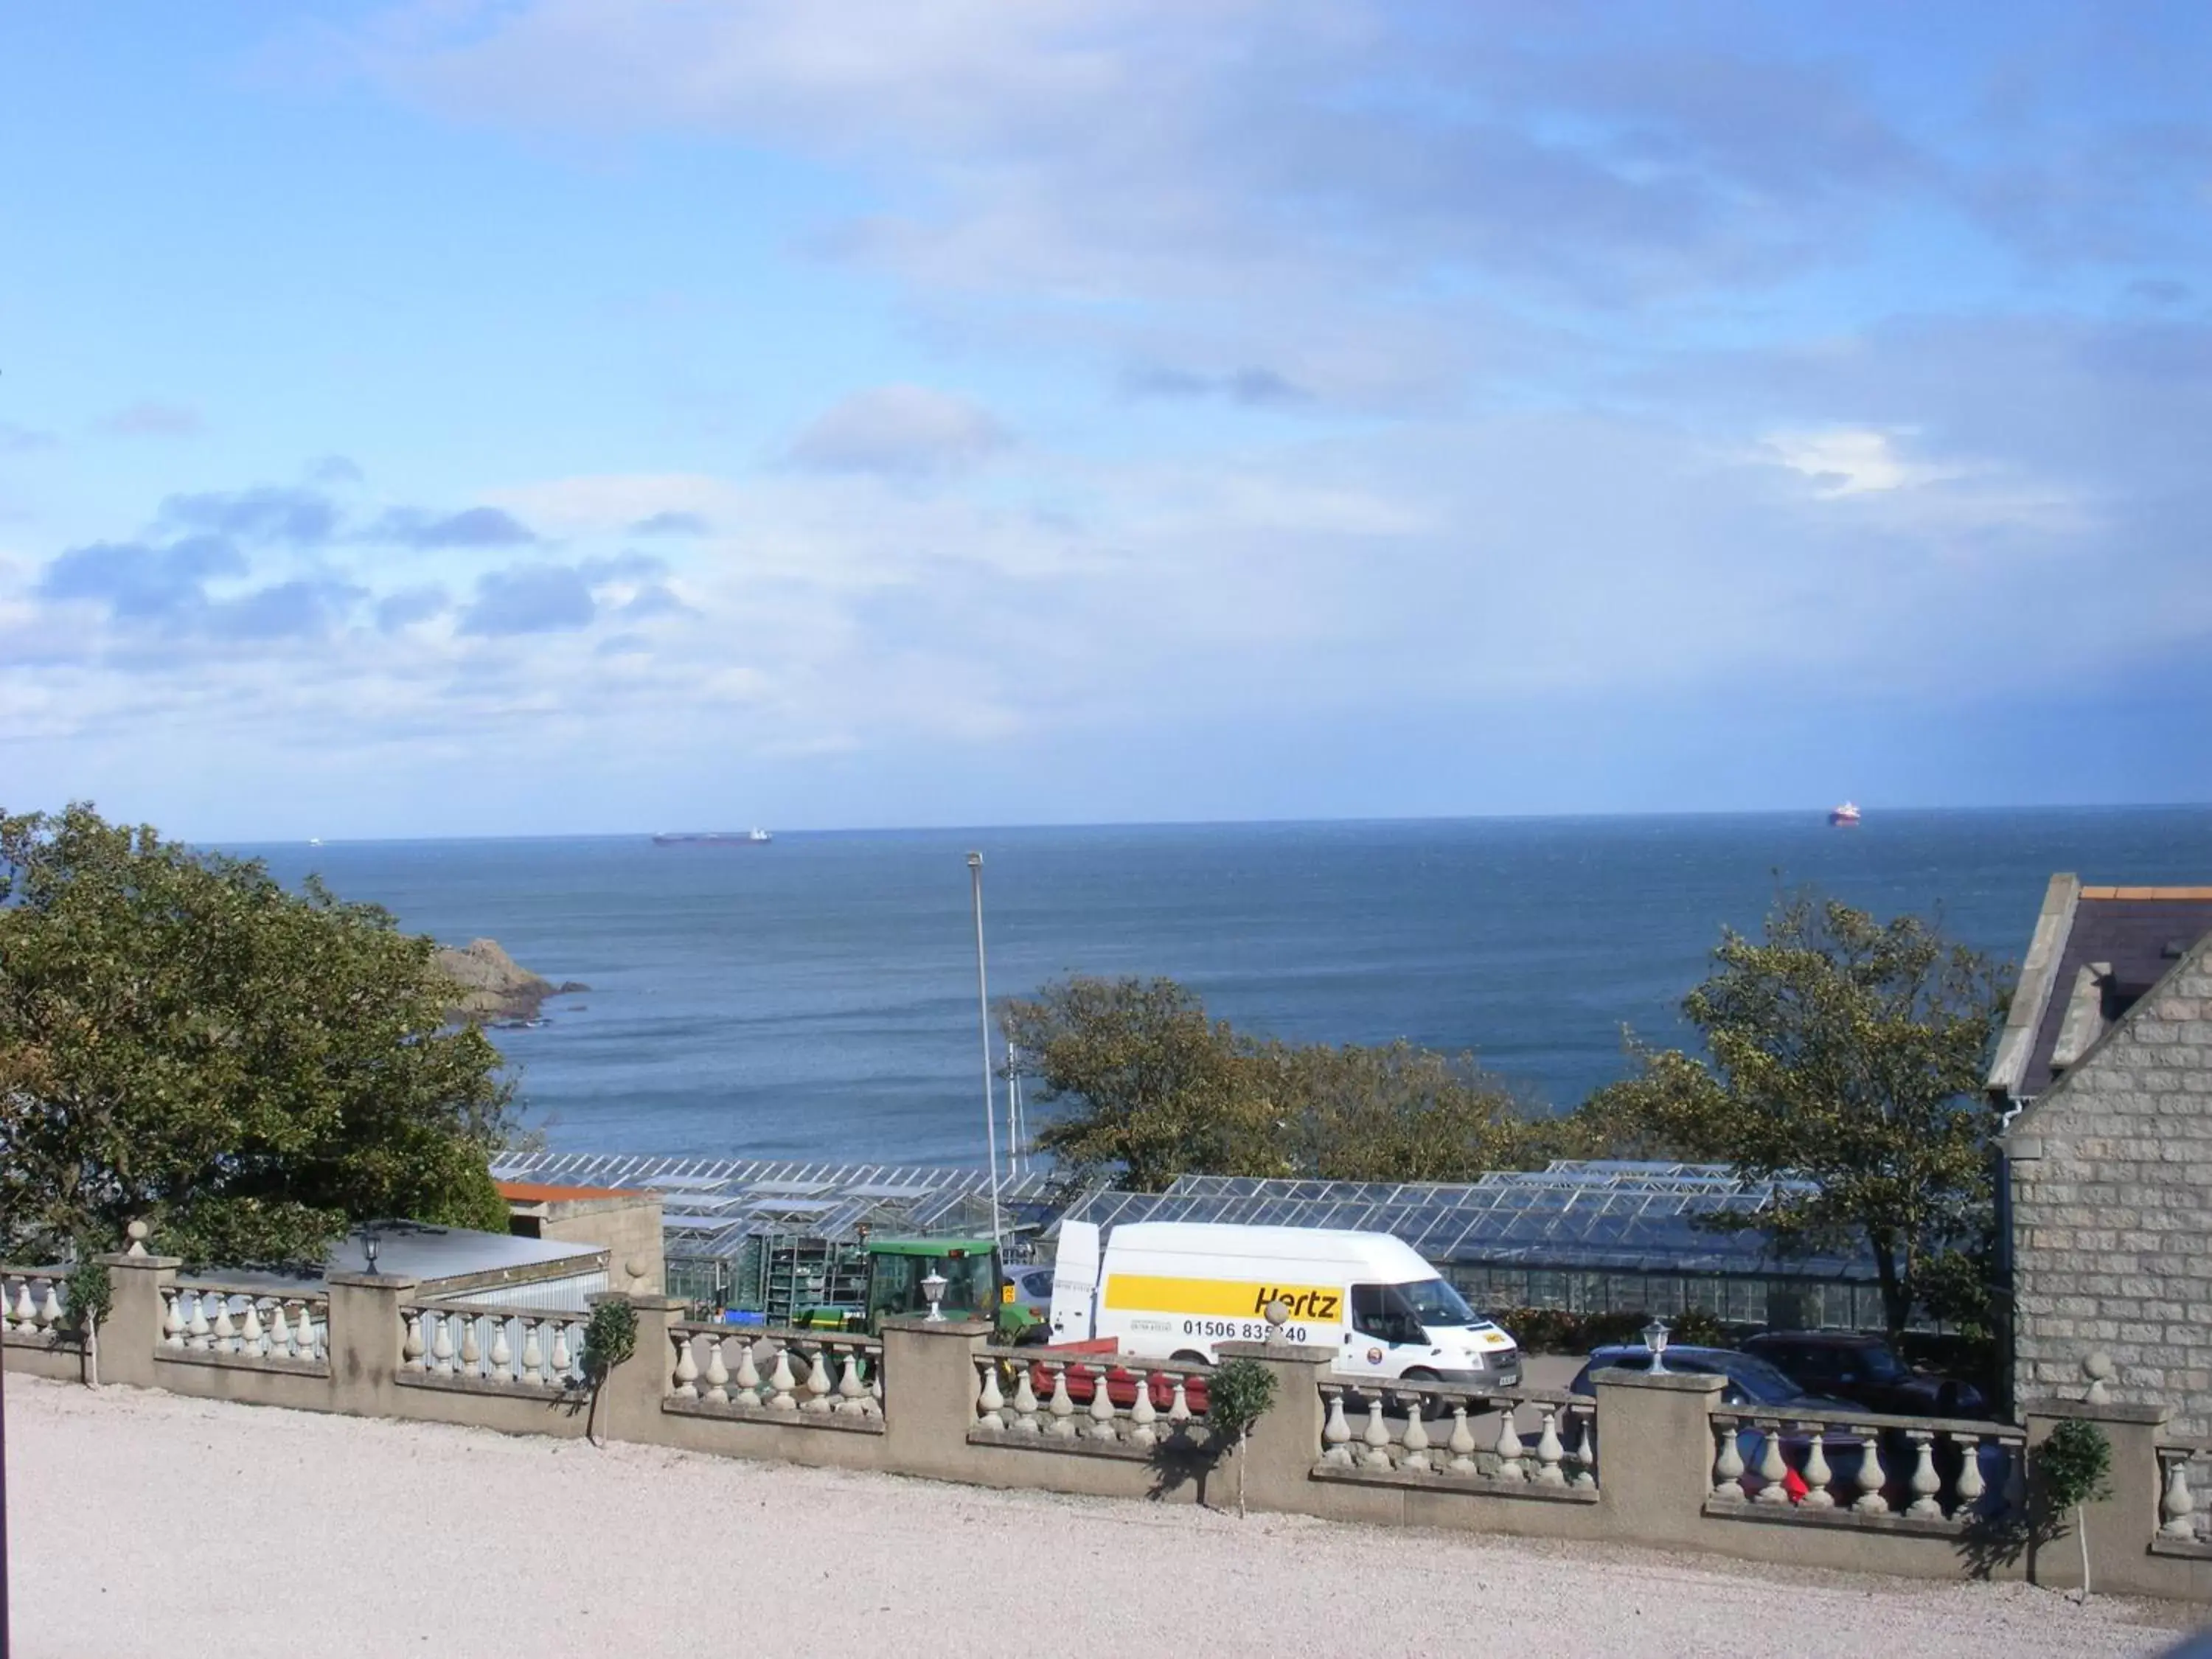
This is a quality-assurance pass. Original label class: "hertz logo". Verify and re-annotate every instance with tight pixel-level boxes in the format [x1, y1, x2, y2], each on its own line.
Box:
[1253, 1286, 1340, 1321]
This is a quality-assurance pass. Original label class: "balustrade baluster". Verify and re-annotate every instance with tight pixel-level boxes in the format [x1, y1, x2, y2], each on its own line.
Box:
[1321, 1388, 1354, 1464]
[238, 1300, 265, 1357]
[704, 1336, 731, 1403]
[767, 1344, 799, 1411]
[1086, 1367, 1120, 1441]
[1532, 1405, 1565, 1487]
[1711, 1420, 1746, 1501]
[671, 1331, 700, 1398]
[1905, 1430, 1943, 1518]
[521, 1321, 546, 1387]
[1166, 1373, 1192, 1429]
[1851, 1427, 1888, 1515]
[402, 1310, 426, 1371]
[1447, 1402, 1478, 1475]
[2163, 1452, 2200, 1539]
[268, 1303, 291, 1360]
[212, 1295, 237, 1353]
[1750, 1421, 1790, 1506]
[38, 1280, 63, 1333]
[976, 1358, 1005, 1427]
[1571, 1411, 1597, 1491]
[1046, 1362, 1078, 1438]
[431, 1312, 455, 1377]
[1799, 1429, 1834, 1509]
[1955, 1435, 1986, 1517]
[161, 1290, 185, 1349]
[187, 1290, 212, 1352]
[490, 1320, 515, 1384]
[840, 1349, 874, 1414]
[298, 1306, 321, 1361]
[550, 1323, 574, 1385]
[1491, 1405, 1525, 1482]
[1399, 1397, 1433, 1472]
[731, 1340, 762, 1408]
[458, 1316, 481, 1377]
[5, 1279, 28, 1334]
[1360, 1390, 1396, 1470]
[801, 1346, 835, 1413]
[1009, 1361, 1041, 1432]
[1127, 1370, 1158, 1447]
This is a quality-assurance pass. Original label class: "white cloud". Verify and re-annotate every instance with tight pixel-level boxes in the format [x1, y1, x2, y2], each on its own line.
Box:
[1760, 428, 1958, 497]
[785, 385, 1011, 479]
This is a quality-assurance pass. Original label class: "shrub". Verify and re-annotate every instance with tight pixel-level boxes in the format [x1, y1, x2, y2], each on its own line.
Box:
[1205, 1358, 1280, 1518]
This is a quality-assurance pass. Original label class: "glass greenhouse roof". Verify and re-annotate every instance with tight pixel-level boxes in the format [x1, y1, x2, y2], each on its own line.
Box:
[491, 1152, 1072, 1257]
[1053, 1161, 1871, 1281]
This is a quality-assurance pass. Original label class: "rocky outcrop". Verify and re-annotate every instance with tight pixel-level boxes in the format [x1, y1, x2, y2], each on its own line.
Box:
[435, 939, 588, 1025]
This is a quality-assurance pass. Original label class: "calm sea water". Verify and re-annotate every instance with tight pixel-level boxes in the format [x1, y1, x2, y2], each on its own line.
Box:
[237, 810, 2210, 1165]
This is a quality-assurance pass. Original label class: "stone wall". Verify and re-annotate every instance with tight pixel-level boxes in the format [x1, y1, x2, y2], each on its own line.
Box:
[2007, 936, 2212, 1433]
[13, 1249, 2212, 1602]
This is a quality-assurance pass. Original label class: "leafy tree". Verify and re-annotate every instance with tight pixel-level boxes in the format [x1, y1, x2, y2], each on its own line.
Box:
[1, 803, 515, 1266]
[581, 1296, 639, 1446]
[62, 1256, 114, 1388]
[1587, 892, 2011, 1343]
[1004, 978, 1269, 1192]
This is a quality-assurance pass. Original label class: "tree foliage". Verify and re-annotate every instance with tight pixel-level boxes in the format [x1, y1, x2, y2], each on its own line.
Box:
[1004, 976, 1587, 1192]
[0, 803, 515, 1265]
[1205, 1356, 1281, 1519]
[1587, 892, 2011, 1341]
[2039, 1419, 2114, 1599]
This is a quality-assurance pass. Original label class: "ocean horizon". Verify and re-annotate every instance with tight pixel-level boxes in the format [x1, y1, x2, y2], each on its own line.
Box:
[232, 804, 2212, 1168]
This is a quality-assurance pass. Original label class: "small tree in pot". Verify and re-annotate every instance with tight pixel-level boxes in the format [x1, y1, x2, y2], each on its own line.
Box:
[580, 1298, 639, 1448]
[63, 1257, 114, 1388]
[2039, 1419, 2114, 1601]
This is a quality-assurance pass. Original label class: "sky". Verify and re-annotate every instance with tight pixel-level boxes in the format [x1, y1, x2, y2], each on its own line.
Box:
[2, 1, 2209, 839]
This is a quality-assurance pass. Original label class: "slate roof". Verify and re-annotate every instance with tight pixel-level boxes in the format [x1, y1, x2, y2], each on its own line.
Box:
[1987, 876, 2212, 1103]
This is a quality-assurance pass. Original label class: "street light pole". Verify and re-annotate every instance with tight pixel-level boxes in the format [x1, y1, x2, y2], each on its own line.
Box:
[966, 852, 1004, 1250]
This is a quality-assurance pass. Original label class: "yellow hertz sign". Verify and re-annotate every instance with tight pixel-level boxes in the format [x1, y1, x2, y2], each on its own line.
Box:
[1102, 1276, 1342, 1324]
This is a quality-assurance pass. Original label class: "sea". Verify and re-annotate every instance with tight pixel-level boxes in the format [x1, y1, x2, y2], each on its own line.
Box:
[237, 808, 2211, 1167]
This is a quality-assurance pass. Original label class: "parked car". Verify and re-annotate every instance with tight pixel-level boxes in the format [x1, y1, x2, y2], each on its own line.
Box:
[1003, 1265, 1056, 1326]
[1569, 1344, 2005, 1507]
[1738, 1332, 1988, 1419]
[1020, 1355, 1211, 1416]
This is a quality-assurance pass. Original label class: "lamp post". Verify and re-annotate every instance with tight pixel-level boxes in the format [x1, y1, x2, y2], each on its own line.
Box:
[922, 1267, 949, 1324]
[966, 852, 1004, 1250]
[1643, 1315, 1671, 1376]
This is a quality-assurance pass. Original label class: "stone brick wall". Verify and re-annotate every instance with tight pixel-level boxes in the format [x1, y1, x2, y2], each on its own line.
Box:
[2008, 936, 2212, 1431]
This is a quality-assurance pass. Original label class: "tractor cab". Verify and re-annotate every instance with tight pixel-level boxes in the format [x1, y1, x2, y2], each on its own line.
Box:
[793, 1234, 1011, 1335]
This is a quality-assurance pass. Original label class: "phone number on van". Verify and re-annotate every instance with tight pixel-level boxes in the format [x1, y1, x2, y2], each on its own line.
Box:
[1182, 1319, 1310, 1343]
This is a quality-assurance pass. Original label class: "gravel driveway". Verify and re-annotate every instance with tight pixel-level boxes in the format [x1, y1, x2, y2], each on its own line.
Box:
[4, 1374, 2199, 1658]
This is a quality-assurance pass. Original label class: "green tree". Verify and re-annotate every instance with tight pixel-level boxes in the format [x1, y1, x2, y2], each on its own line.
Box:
[1004, 975, 1578, 1190]
[1, 803, 515, 1265]
[2038, 1419, 2114, 1599]
[1003, 977, 1270, 1192]
[1588, 892, 2011, 1342]
[1205, 1357, 1280, 1518]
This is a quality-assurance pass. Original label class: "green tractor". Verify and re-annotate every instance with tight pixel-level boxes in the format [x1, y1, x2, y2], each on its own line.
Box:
[791, 1234, 1042, 1343]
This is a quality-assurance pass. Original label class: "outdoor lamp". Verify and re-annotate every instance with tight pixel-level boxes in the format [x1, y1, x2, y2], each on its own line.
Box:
[922, 1267, 948, 1322]
[1643, 1316, 1671, 1374]
[363, 1231, 380, 1276]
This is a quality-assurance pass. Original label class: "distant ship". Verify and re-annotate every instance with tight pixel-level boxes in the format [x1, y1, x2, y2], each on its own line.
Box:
[652, 829, 773, 846]
[1828, 801, 1862, 827]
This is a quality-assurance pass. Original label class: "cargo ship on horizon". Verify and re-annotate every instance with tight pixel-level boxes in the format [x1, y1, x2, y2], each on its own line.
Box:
[652, 828, 773, 846]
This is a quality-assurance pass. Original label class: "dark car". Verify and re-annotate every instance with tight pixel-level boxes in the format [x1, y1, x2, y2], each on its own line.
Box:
[1739, 1332, 1987, 1419]
[1570, 1344, 1869, 1494]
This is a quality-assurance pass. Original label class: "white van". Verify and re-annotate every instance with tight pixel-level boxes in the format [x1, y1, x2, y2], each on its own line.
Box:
[1048, 1220, 1520, 1388]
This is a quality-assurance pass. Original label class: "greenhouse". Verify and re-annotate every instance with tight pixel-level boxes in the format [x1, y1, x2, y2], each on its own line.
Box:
[1055, 1161, 1891, 1330]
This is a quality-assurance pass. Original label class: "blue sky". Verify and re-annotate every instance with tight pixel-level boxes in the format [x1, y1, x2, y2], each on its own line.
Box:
[3, 1, 2208, 838]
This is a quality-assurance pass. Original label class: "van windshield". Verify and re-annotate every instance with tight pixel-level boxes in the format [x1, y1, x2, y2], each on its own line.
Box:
[1399, 1278, 1479, 1327]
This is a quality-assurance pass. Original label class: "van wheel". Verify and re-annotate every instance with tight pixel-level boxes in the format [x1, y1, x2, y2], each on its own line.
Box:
[1171, 1350, 1208, 1368]
[1399, 1368, 1443, 1419]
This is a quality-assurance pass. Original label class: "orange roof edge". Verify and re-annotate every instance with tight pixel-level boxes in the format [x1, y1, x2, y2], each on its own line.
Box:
[496, 1179, 643, 1203]
[2079, 886, 2212, 901]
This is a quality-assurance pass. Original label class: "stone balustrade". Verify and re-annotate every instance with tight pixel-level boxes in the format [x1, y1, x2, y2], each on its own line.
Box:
[1317, 1379, 1596, 1494]
[1705, 1403, 2025, 1526]
[2157, 1441, 2212, 1553]
[667, 1324, 882, 1420]
[970, 1351, 1211, 1449]
[163, 1284, 330, 1368]
[3, 1267, 67, 1341]
[399, 1302, 588, 1391]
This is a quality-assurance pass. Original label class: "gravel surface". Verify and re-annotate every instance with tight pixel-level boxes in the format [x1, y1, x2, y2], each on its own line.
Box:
[5, 1374, 2200, 1658]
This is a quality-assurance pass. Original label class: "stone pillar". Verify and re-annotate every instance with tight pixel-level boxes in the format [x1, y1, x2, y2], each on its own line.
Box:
[2023, 1397, 2171, 1598]
[94, 1251, 179, 1390]
[1214, 1340, 1334, 1517]
[1593, 1366, 1728, 1548]
[880, 1316, 992, 1481]
[327, 1273, 416, 1418]
[588, 1292, 684, 1446]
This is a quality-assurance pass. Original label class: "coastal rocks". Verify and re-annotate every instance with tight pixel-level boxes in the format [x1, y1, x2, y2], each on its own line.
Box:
[435, 938, 588, 1026]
